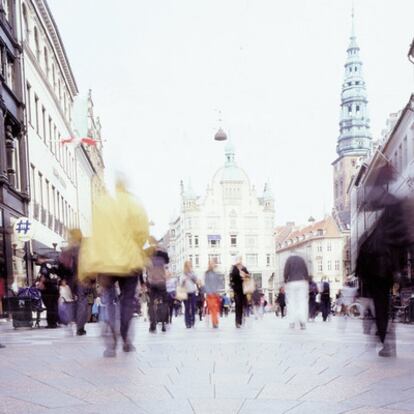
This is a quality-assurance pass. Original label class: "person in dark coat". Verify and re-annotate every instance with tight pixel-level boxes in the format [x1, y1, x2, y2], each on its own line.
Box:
[37, 256, 59, 329]
[276, 287, 286, 318]
[230, 257, 249, 328]
[308, 276, 318, 321]
[146, 244, 170, 333]
[355, 165, 414, 357]
[320, 280, 331, 322]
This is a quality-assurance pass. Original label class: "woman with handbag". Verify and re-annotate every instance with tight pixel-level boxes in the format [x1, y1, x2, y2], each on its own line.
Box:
[180, 261, 198, 328]
[230, 257, 250, 328]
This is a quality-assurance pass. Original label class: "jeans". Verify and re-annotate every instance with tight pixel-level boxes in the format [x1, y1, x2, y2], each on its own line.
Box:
[286, 280, 309, 326]
[75, 283, 90, 331]
[100, 275, 138, 348]
[184, 293, 196, 327]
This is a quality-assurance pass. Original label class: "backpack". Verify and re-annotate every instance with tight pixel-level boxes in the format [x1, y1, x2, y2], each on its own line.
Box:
[147, 254, 167, 287]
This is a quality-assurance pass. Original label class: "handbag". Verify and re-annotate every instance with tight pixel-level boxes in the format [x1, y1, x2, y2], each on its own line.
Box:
[176, 285, 188, 301]
[58, 300, 75, 325]
[243, 277, 255, 295]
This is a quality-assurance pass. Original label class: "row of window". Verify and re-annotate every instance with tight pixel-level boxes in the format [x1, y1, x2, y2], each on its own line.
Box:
[316, 260, 340, 272]
[30, 164, 77, 231]
[22, 2, 71, 123]
[316, 242, 333, 252]
[26, 82, 76, 185]
[187, 253, 272, 268]
[187, 234, 263, 249]
[390, 135, 409, 174]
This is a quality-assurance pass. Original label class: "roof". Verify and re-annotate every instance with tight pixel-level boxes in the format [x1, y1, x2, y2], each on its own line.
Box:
[276, 216, 342, 252]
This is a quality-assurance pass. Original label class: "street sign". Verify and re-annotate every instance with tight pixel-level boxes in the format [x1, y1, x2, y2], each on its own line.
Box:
[13, 217, 35, 242]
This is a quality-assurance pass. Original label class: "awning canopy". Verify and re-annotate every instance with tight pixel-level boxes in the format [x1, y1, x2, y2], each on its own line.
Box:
[208, 235, 221, 241]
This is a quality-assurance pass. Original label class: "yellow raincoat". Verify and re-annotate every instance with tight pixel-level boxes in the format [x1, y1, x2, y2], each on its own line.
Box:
[79, 186, 149, 281]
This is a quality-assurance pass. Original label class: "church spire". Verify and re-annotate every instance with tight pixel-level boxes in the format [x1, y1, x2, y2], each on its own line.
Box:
[336, 7, 372, 158]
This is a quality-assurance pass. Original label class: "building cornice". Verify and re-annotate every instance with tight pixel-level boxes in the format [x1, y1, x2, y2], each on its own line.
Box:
[24, 44, 74, 135]
[32, 0, 78, 96]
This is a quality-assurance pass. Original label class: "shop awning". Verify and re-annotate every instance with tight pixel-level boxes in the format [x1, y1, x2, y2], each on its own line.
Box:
[208, 235, 221, 241]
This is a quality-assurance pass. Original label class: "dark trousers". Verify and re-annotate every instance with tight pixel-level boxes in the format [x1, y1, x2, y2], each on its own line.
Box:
[234, 291, 245, 326]
[321, 299, 330, 321]
[167, 293, 175, 323]
[309, 299, 317, 319]
[148, 285, 168, 329]
[100, 275, 138, 347]
[280, 304, 286, 318]
[42, 290, 59, 327]
[372, 289, 390, 343]
[184, 293, 196, 327]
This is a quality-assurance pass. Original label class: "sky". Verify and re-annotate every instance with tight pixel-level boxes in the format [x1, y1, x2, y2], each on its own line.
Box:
[48, 0, 414, 238]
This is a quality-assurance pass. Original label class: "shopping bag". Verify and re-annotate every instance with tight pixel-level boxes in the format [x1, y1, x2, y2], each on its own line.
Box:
[176, 285, 188, 301]
[242, 277, 255, 295]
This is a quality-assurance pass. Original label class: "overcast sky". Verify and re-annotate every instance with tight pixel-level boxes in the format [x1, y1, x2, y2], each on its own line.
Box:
[48, 0, 414, 237]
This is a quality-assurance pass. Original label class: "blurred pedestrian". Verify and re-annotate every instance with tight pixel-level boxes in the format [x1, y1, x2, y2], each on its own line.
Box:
[58, 229, 91, 336]
[276, 287, 286, 318]
[205, 260, 221, 328]
[308, 276, 318, 321]
[166, 275, 177, 324]
[37, 255, 59, 329]
[146, 241, 170, 333]
[320, 279, 331, 322]
[230, 257, 249, 328]
[79, 179, 149, 357]
[222, 293, 230, 317]
[284, 254, 309, 329]
[181, 261, 198, 328]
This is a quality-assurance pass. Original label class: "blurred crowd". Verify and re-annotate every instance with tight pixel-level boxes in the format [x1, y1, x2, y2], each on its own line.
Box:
[2, 172, 414, 360]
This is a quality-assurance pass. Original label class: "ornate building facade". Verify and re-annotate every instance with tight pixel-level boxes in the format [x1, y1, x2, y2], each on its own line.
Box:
[0, 0, 30, 293]
[167, 140, 275, 299]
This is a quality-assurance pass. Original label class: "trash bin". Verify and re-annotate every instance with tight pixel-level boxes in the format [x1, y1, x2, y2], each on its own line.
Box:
[7, 297, 33, 328]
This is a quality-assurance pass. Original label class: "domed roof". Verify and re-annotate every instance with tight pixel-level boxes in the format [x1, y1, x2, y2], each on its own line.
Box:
[212, 141, 250, 184]
[214, 128, 227, 141]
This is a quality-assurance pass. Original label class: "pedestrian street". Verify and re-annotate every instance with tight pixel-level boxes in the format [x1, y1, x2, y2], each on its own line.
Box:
[1, 315, 414, 414]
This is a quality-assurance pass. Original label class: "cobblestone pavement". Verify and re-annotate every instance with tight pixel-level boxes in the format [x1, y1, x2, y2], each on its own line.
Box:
[1, 314, 414, 414]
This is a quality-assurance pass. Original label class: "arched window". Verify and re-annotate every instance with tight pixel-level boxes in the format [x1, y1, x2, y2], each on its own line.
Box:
[22, 3, 29, 40]
[34, 26, 40, 60]
[43, 47, 49, 77]
[52, 63, 56, 88]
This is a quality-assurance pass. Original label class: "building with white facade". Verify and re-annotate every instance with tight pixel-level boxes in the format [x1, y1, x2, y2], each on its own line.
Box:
[274, 216, 346, 297]
[167, 141, 275, 299]
[16, 0, 103, 271]
[21, 0, 80, 257]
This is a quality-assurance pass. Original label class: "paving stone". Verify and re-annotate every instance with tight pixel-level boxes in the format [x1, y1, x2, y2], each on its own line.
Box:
[1, 315, 414, 413]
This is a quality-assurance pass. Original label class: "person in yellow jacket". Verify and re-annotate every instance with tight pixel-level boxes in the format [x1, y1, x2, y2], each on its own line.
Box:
[79, 178, 149, 357]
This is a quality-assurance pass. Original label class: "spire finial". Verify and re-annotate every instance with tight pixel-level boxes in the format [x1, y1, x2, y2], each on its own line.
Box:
[351, 1, 355, 37]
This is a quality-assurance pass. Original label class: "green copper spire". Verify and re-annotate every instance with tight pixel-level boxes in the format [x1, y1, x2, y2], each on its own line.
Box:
[336, 6, 372, 157]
